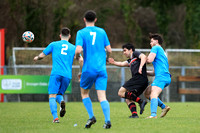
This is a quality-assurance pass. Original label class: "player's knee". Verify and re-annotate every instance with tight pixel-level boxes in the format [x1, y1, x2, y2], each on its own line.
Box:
[49, 94, 57, 98]
[81, 93, 89, 99]
[98, 96, 107, 102]
[144, 93, 150, 99]
[125, 99, 132, 104]
[143, 91, 149, 99]
[118, 91, 123, 98]
[150, 91, 158, 99]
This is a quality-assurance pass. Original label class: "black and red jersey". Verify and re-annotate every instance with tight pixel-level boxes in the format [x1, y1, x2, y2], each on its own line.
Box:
[126, 51, 147, 78]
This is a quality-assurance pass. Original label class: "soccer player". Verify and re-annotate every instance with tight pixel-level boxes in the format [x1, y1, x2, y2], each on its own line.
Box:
[75, 10, 112, 129]
[146, 33, 171, 118]
[33, 27, 83, 123]
[108, 43, 148, 118]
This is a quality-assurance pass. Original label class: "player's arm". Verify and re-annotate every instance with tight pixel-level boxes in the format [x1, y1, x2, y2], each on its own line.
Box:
[147, 53, 156, 63]
[138, 53, 147, 74]
[78, 56, 83, 71]
[105, 45, 112, 62]
[75, 45, 83, 60]
[147, 68, 155, 76]
[108, 58, 129, 67]
[33, 52, 46, 61]
[77, 55, 83, 82]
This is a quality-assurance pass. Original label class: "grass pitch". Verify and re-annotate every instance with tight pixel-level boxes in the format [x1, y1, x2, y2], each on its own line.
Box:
[0, 102, 200, 133]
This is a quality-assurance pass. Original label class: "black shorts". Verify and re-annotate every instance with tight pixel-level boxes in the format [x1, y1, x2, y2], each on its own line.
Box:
[123, 74, 148, 97]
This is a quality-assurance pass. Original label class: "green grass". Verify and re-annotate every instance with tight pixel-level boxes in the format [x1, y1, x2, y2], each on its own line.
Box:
[0, 102, 200, 133]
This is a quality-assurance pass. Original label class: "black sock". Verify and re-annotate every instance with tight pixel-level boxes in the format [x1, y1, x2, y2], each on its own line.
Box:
[128, 102, 137, 116]
[125, 92, 143, 104]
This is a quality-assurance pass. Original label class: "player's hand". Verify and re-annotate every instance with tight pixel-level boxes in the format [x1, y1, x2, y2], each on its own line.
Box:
[33, 56, 39, 61]
[77, 72, 82, 82]
[138, 67, 142, 74]
[108, 58, 114, 64]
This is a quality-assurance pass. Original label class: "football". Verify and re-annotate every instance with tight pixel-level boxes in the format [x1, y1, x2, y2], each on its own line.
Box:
[22, 31, 34, 43]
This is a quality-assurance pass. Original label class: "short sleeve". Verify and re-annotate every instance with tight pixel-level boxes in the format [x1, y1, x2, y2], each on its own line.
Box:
[150, 46, 158, 54]
[75, 31, 83, 47]
[133, 51, 141, 58]
[103, 30, 110, 47]
[43, 43, 53, 55]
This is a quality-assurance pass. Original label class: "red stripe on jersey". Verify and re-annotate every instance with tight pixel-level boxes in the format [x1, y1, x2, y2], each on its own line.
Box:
[129, 58, 137, 66]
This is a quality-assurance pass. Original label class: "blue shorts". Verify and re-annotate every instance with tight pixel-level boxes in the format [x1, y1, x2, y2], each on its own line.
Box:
[80, 70, 107, 90]
[48, 75, 71, 95]
[151, 75, 171, 90]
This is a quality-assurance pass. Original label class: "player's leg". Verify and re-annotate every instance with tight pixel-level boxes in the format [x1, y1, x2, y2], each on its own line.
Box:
[96, 71, 111, 129]
[119, 87, 143, 104]
[147, 86, 162, 118]
[121, 76, 148, 114]
[160, 80, 171, 118]
[126, 99, 139, 118]
[80, 72, 96, 128]
[119, 87, 147, 114]
[81, 88, 96, 128]
[97, 90, 111, 129]
[56, 94, 66, 117]
[48, 75, 60, 123]
[143, 85, 151, 99]
[81, 88, 94, 118]
[49, 94, 59, 123]
[57, 77, 71, 117]
[56, 95, 63, 104]
[144, 85, 167, 110]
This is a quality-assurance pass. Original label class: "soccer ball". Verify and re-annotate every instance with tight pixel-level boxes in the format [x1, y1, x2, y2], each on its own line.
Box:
[22, 31, 34, 43]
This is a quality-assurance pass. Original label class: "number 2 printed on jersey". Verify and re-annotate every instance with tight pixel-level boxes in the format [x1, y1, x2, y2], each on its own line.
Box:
[61, 44, 68, 55]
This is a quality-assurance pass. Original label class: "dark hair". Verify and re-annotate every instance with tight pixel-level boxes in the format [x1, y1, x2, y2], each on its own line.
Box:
[122, 43, 135, 51]
[61, 27, 70, 37]
[149, 33, 163, 45]
[84, 10, 96, 22]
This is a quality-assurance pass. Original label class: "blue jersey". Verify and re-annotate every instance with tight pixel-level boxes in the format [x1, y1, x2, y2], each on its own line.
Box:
[150, 45, 170, 77]
[75, 26, 110, 72]
[43, 40, 75, 78]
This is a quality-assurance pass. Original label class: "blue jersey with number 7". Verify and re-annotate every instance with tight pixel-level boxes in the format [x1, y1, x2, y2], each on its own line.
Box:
[75, 26, 110, 72]
[43, 40, 75, 78]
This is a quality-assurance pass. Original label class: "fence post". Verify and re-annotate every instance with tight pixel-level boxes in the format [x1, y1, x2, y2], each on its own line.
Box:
[64, 94, 68, 102]
[165, 49, 170, 102]
[12, 49, 17, 75]
[181, 66, 186, 102]
[120, 67, 125, 102]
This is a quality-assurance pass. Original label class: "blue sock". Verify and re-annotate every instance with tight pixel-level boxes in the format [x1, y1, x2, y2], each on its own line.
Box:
[82, 97, 94, 119]
[100, 100, 110, 122]
[158, 98, 166, 109]
[56, 95, 64, 104]
[49, 97, 58, 120]
[150, 98, 158, 117]
[149, 97, 165, 109]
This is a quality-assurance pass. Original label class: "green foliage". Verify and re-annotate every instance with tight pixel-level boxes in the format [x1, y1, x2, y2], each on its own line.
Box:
[96, 8, 113, 29]
[184, 0, 200, 48]
[53, 0, 73, 40]
[24, 1, 47, 47]
[120, 0, 142, 45]
[139, 0, 183, 46]
[0, 102, 200, 133]
[7, 0, 25, 46]
[3, 0, 200, 49]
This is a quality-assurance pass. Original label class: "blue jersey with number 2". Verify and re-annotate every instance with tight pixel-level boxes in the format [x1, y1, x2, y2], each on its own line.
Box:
[75, 26, 110, 72]
[43, 40, 75, 78]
